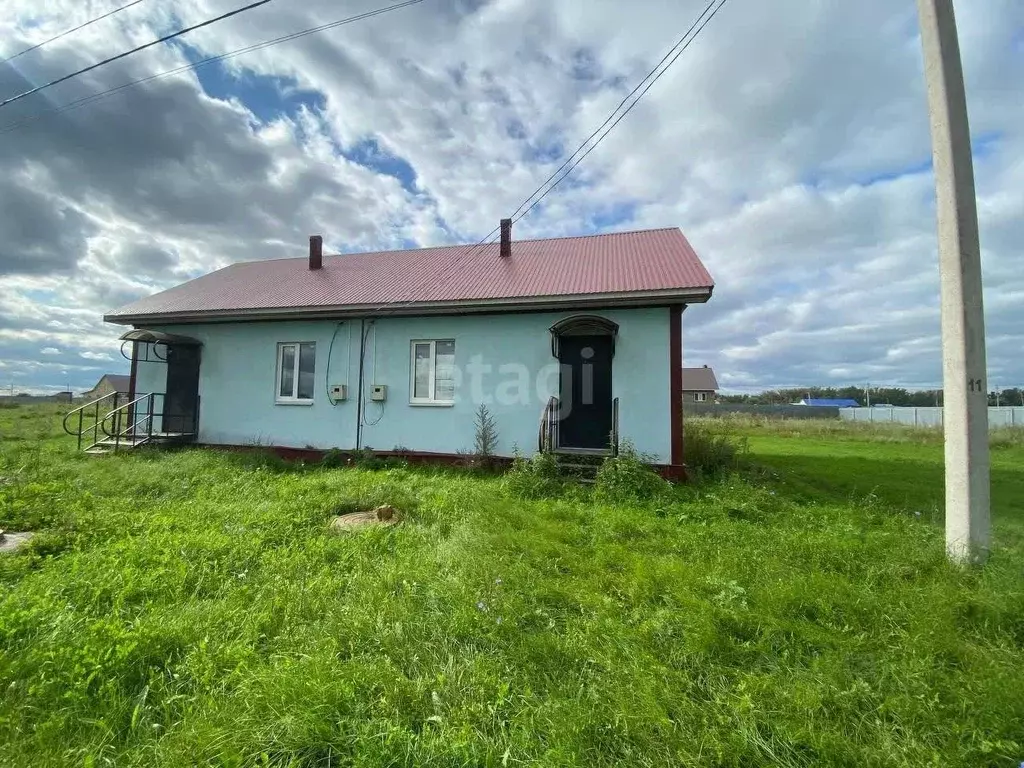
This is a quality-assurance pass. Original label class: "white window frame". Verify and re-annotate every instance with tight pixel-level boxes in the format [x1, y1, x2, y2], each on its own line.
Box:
[276, 341, 316, 405]
[409, 339, 456, 406]
[694, 392, 708, 403]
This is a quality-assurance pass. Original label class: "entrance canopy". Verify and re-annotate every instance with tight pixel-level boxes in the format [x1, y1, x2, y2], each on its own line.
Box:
[119, 329, 202, 346]
[549, 314, 619, 357]
[119, 329, 202, 363]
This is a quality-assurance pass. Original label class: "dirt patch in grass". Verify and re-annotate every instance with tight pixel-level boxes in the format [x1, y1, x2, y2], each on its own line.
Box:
[330, 505, 403, 531]
[0, 531, 35, 553]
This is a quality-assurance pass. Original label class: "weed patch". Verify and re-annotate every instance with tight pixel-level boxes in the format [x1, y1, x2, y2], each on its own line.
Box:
[594, 442, 670, 504]
[503, 449, 564, 499]
[684, 419, 748, 476]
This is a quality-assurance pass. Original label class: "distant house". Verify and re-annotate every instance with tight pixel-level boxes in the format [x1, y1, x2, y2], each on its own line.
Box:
[88, 226, 715, 475]
[82, 374, 130, 402]
[796, 398, 860, 408]
[681, 365, 718, 403]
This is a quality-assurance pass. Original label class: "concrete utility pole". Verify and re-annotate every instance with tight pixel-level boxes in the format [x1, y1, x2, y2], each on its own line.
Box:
[916, 0, 990, 564]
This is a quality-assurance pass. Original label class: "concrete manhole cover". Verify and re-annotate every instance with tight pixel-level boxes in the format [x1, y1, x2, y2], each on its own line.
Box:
[0, 531, 35, 554]
[330, 505, 403, 532]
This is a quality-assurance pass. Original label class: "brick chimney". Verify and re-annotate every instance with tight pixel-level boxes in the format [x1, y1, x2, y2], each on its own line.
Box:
[309, 235, 323, 270]
[499, 218, 512, 258]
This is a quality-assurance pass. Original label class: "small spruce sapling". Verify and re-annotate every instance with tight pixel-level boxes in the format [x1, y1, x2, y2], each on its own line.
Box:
[474, 404, 500, 468]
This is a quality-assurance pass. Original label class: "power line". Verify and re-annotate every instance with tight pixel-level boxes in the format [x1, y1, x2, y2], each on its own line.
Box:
[0, 0, 427, 134]
[1, 0, 149, 65]
[511, 0, 729, 228]
[0, 0, 275, 110]
[365, 0, 729, 319]
[508, 0, 721, 228]
[439, 0, 728, 270]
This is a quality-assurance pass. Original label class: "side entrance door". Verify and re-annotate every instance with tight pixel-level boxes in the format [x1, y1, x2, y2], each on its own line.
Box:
[164, 345, 201, 434]
[558, 334, 613, 450]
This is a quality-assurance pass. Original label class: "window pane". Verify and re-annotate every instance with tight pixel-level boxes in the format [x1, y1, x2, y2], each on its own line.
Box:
[297, 343, 315, 400]
[279, 345, 295, 398]
[414, 343, 431, 399]
[434, 340, 455, 401]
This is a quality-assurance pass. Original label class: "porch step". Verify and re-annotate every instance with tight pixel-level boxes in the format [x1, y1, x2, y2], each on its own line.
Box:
[83, 432, 196, 456]
[95, 436, 151, 447]
[553, 451, 607, 483]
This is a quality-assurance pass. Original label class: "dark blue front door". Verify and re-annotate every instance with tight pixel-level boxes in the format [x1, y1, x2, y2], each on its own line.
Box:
[558, 335, 613, 450]
[164, 345, 200, 434]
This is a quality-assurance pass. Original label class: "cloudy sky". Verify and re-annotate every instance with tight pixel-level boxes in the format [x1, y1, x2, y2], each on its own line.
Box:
[0, 0, 1021, 395]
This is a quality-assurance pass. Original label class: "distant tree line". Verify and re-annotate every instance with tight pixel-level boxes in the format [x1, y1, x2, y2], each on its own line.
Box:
[718, 387, 1024, 407]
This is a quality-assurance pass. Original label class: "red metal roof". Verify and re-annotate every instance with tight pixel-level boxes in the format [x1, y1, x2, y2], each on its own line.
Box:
[106, 227, 714, 322]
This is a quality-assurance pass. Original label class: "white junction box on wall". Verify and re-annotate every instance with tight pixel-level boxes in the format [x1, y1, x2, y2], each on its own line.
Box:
[330, 384, 348, 401]
[370, 384, 387, 402]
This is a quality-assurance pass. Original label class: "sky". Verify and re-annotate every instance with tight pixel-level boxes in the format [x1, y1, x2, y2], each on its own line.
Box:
[0, 0, 1021, 395]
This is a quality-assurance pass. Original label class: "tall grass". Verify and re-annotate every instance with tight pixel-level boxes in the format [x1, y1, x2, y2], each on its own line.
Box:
[1, 406, 1023, 765]
[683, 419, 748, 476]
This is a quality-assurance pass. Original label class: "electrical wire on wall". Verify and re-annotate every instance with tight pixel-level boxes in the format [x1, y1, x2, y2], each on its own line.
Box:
[362, 321, 385, 427]
[325, 321, 345, 405]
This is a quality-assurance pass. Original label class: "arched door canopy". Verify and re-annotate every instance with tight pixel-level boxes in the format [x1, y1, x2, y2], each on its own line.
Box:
[549, 314, 619, 357]
[119, 329, 202, 363]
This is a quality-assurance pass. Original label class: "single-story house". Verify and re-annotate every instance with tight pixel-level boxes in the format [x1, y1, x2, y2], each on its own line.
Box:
[681, 365, 718, 403]
[796, 398, 860, 407]
[81, 374, 130, 401]
[101, 224, 715, 475]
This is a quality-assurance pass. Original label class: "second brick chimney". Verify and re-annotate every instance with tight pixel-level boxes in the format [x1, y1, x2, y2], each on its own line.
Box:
[309, 235, 323, 270]
[499, 218, 512, 258]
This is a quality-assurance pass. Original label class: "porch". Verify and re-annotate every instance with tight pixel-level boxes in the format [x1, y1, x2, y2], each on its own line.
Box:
[62, 329, 203, 455]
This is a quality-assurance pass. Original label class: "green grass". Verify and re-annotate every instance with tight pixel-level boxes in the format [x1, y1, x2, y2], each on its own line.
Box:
[702, 415, 1024, 548]
[1, 406, 1023, 766]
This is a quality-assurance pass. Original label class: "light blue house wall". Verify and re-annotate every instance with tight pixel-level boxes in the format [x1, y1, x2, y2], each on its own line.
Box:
[132, 307, 673, 462]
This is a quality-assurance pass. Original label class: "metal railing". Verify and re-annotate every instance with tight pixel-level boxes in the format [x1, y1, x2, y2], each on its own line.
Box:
[538, 396, 558, 453]
[63, 392, 200, 453]
[102, 392, 160, 452]
[62, 391, 123, 451]
[611, 397, 619, 456]
[537, 396, 618, 454]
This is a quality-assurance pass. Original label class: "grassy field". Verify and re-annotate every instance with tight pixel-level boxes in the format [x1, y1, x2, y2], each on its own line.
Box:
[706, 415, 1024, 549]
[1, 405, 1023, 766]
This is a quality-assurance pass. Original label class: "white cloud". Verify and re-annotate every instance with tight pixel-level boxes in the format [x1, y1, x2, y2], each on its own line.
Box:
[40, 347, 61, 355]
[0, 0, 1021, 393]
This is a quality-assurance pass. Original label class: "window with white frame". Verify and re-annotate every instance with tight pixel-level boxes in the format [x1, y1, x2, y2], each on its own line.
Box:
[410, 339, 456, 405]
[277, 342, 315, 403]
[694, 392, 708, 402]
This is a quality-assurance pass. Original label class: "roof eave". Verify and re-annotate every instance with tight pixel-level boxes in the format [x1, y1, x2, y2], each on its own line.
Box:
[104, 286, 714, 326]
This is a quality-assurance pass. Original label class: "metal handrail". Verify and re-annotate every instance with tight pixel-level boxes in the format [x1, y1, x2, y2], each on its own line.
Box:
[100, 392, 160, 438]
[98, 392, 200, 453]
[62, 392, 117, 433]
[611, 397, 620, 456]
[108, 394, 157, 452]
[64, 388, 200, 454]
[538, 396, 558, 453]
[62, 391, 122, 451]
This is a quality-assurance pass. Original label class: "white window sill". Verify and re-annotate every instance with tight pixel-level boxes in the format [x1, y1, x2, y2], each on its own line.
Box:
[409, 401, 455, 408]
[275, 399, 314, 406]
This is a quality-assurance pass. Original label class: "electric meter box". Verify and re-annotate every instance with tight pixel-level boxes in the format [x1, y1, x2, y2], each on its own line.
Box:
[370, 384, 387, 402]
[330, 384, 348, 401]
